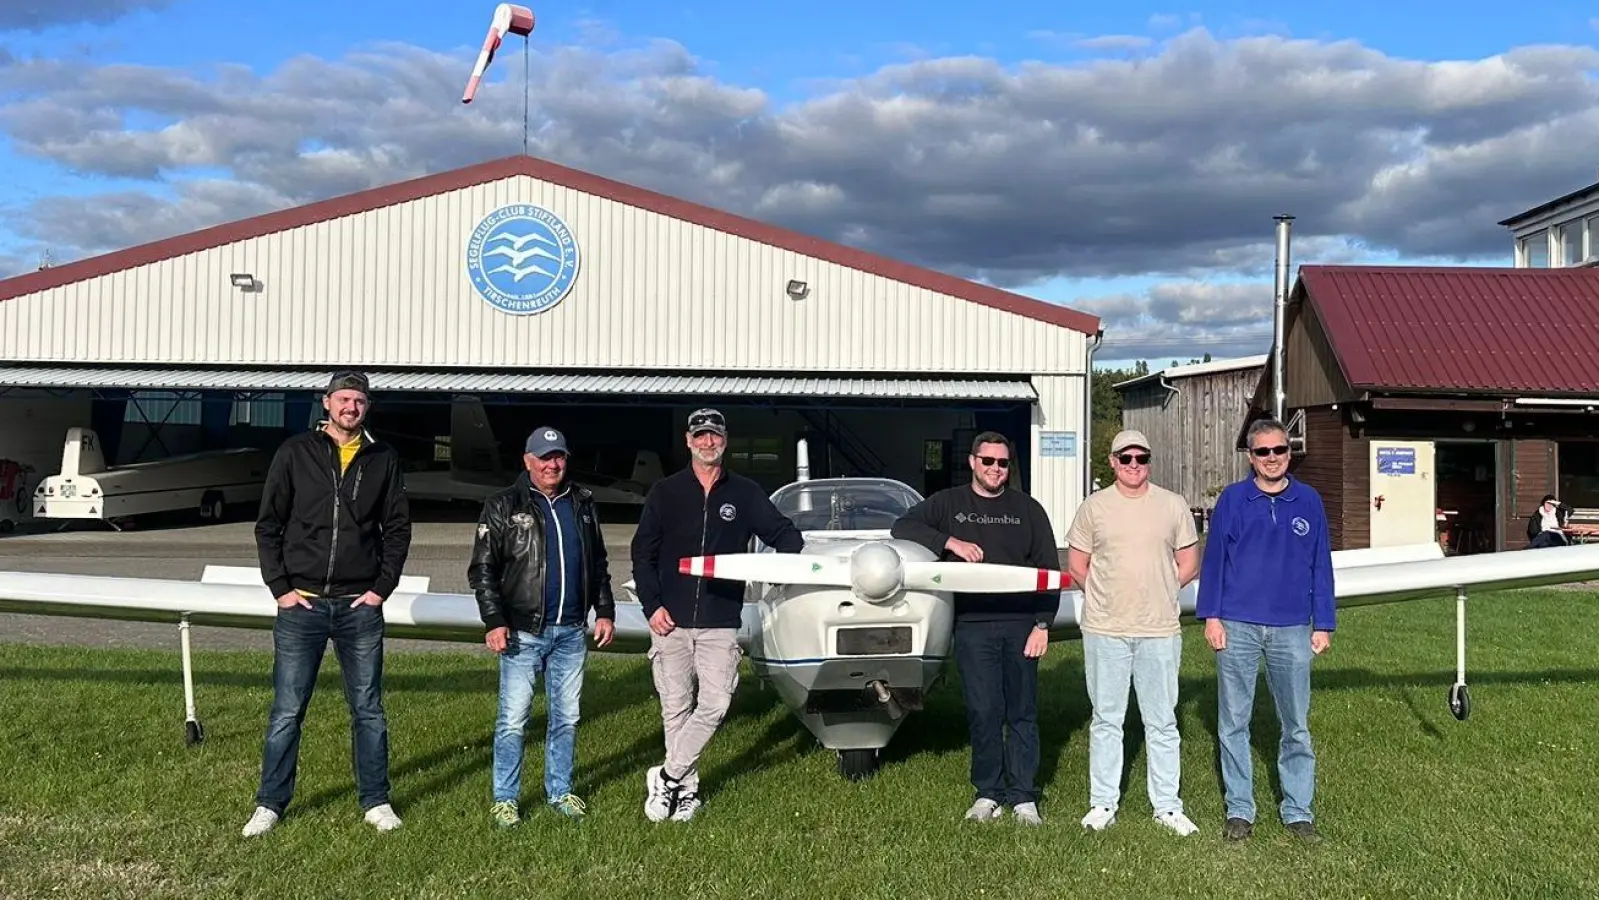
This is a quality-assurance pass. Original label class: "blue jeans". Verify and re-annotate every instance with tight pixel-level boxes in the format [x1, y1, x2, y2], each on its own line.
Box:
[1214, 620, 1315, 824]
[1083, 632, 1183, 815]
[255, 598, 389, 815]
[954, 619, 1039, 806]
[492, 625, 588, 804]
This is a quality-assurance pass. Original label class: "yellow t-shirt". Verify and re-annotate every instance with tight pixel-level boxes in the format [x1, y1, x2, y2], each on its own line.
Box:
[296, 432, 365, 598]
[337, 433, 362, 474]
[1065, 483, 1199, 637]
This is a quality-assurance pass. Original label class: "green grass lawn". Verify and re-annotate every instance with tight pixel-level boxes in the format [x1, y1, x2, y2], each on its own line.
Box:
[2, 591, 1597, 900]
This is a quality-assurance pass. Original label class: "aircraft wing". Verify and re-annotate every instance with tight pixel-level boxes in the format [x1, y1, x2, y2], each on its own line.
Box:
[1045, 541, 1599, 636]
[4, 542, 1597, 652]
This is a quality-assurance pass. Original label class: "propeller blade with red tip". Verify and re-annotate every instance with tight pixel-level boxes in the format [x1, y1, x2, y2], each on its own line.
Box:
[902, 562, 1067, 593]
[677, 553, 852, 586]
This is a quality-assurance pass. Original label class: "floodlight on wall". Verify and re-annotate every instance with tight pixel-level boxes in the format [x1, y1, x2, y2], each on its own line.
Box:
[229, 272, 261, 292]
[785, 279, 809, 300]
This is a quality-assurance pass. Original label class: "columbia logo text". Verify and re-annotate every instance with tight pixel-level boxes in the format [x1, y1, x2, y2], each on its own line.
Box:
[955, 512, 1022, 525]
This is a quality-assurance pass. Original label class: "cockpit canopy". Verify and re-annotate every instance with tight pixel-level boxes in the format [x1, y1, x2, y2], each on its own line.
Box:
[769, 477, 924, 533]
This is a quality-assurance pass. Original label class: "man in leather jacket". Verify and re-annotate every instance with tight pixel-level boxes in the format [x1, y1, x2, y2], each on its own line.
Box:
[468, 426, 615, 826]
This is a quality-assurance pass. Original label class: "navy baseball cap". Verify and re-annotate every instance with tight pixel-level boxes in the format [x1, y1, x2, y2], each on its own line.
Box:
[687, 408, 727, 436]
[525, 426, 568, 457]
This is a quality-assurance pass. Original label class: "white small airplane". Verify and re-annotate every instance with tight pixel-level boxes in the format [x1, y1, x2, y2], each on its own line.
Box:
[3, 439, 1599, 778]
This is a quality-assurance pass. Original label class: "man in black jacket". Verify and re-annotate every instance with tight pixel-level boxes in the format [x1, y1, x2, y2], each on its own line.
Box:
[891, 430, 1061, 826]
[468, 426, 615, 827]
[631, 407, 804, 822]
[243, 370, 412, 837]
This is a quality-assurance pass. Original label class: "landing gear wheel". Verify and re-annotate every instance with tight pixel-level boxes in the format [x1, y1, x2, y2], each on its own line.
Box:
[838, 749, 879, 782]
[1448, 683, 1470, 721]
[199, 491, 225, 522]
[185, 719, 205, 747]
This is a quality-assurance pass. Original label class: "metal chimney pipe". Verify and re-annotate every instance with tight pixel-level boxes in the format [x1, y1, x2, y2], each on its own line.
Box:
[1272, 214, 1294, 423]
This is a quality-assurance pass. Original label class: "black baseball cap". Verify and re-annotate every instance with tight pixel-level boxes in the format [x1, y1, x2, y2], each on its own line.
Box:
[687, 408, 727, 436]
[325, 370, 370, 396]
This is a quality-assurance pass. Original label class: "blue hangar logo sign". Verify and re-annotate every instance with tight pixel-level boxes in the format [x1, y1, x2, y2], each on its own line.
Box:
[465, 203, 581, 315]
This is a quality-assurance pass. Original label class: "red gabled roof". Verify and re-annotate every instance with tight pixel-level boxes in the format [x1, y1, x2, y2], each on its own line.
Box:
[1300, 264, 1599, 395]
[0, 155, 1099, 335]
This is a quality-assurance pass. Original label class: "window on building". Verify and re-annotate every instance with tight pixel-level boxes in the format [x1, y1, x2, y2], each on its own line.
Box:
[122, 391, 202, 425]
[727, 436, 785, 476]
[1558, 441, 1599, 511]
[1521, 231, 1550, 267]
[1559, 221, 1585, 266]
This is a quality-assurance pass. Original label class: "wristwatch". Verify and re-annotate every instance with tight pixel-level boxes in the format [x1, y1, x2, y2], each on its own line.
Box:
[1033, 621, 1050, 632]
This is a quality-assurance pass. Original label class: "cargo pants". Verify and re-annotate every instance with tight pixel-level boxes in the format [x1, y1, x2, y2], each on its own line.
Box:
[649, 626, 742, 791]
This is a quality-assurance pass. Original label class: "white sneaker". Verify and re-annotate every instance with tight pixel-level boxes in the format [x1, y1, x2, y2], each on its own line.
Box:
[363, 803, 402, 832]
[670, 791, 701, 822]
[1012, 802, 1043, 826]
[644, 765, 675, 823]
[1155, 810, 1199, 836]
[1080, 805, 1117, 830]
[241, 806, 279, 837]
[964, 798, 1003, 822]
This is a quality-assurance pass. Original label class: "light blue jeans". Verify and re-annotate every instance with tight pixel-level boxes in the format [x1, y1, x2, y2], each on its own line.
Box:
[492, 624, 587, 805]
[1214, 620, 1315, 824]
[1083, 632, 1184, 815]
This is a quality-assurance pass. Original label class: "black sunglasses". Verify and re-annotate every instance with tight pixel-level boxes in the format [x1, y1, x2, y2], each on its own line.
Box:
[1117, 453, 1151, 466]
[1252, 444, 1290, 457]
[976, 456, 1010, 469]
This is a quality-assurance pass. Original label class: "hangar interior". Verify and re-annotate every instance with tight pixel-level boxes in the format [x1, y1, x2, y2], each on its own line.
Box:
[0, 374, 1038, 527]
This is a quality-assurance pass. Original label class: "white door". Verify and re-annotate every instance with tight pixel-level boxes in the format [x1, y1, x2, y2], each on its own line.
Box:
[1369, 440, 1436, 548]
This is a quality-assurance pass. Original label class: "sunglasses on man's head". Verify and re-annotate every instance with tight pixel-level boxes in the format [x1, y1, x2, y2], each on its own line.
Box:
[976, 456, 1010, 469]
[1252, 444, 1291, 457]
[1117, 453, 1151, 466]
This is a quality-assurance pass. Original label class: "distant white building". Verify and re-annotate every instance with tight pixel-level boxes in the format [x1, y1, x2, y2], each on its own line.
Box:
[1500, 179, 1599, 268]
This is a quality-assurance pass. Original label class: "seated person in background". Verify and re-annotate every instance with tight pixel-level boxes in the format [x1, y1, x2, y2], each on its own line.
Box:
[1526, 495, 1570, 549]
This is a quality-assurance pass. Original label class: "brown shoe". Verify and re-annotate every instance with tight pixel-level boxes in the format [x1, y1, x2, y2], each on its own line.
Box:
[1285, 820, 1320, 842]
[1222, 817, 1253, 841]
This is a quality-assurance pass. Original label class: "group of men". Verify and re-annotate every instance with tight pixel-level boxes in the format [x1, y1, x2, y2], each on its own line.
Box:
[891, 418, 1332, 842]
[239, 375, 800, 835]
[237, 369, 1335, 842]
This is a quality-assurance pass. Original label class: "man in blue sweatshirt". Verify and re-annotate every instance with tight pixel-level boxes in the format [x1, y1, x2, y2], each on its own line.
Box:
[1197, 417, 1334, 843]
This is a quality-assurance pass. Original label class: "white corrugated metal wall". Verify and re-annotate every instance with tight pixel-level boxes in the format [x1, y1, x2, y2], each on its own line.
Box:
[0, 175, 1087, 376]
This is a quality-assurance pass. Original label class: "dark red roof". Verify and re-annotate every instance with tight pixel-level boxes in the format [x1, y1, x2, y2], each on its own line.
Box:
[1300, 265, 1599, 395]
[0, 155, 1099, 335]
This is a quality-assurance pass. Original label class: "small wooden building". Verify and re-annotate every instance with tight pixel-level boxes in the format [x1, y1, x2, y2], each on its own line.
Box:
[1240, 265, 1599, 553]
[1117, 355, 1266, 510]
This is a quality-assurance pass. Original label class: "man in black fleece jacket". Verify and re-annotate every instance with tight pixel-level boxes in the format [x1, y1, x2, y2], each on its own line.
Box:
[891, 430, 1061, 826]
[631, 408, 804, 822]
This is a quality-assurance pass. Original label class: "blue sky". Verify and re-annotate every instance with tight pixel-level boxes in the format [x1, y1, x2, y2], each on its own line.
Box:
[3, 0, 1598, 365]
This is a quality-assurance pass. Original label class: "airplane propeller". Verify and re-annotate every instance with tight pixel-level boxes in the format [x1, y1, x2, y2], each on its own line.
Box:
[679, 541, 1066, 604]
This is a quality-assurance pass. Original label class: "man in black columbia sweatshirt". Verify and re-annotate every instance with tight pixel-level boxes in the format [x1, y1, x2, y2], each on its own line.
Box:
[891, 430, 1062, 825]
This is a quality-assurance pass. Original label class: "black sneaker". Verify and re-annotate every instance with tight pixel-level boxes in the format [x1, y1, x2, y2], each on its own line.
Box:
[1285, 820, 1320, 842]
[1223, 817, 1253, 841]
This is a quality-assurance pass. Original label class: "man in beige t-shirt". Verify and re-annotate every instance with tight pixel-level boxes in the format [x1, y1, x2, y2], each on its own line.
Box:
[1065, 429, 1200, 836]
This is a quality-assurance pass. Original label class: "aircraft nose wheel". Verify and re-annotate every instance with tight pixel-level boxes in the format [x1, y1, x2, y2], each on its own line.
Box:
[1448, 683, 1470, 721]
[838, 749, 880, 781]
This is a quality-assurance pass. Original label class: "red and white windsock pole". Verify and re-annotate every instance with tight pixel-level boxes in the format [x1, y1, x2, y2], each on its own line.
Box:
[462, 3, 536, 104]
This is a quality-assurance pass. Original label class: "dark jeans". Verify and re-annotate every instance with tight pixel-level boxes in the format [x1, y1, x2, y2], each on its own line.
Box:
[954, 618, 1040, 806]
[1528, 530, 1568, 549]
[255, 597, 390, 815]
